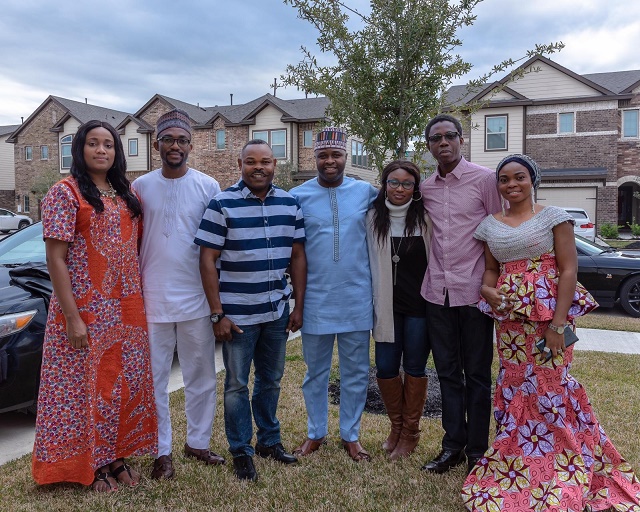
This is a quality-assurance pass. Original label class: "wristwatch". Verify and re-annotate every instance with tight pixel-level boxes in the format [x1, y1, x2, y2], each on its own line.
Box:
[210, 312, 225, 324]
[549, 323, 566, 334]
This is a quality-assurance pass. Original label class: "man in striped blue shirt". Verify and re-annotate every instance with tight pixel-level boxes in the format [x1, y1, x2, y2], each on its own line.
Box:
[195, 139, 306, 482]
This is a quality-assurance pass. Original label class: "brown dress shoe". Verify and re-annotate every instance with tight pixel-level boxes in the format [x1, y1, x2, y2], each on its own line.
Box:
[151, 454, 175, 480]
[341, 440, 371, 462]
[184, 443, 226, 465]
[293, 436, 326, 456]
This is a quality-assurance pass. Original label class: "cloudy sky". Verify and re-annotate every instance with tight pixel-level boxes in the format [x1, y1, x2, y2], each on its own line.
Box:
[1, 0, 639, 125]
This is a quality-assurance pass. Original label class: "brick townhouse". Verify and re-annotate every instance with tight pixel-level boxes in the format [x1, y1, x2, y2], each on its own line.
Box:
[446, 55, 640, 229]
[3, 93, 377, 220]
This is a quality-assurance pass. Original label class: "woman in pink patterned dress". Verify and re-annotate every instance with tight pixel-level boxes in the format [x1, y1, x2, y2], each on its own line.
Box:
[32, 121, 157, 492]
[462, 154, 640, 511]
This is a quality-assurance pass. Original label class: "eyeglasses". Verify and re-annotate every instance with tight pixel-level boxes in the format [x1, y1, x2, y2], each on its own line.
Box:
[157, 136, 191, 148]
[427, 131, 460, 143]
[386, 179, 415, 190]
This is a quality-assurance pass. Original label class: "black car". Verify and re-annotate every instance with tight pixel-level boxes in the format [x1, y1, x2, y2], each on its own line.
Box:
[0, 222, 50, 413]
[576, 235, 640, 317]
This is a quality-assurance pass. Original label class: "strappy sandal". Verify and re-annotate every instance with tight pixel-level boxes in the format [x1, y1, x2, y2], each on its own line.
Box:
[110, 458, 139, 487]
[91, 469, 117, 492]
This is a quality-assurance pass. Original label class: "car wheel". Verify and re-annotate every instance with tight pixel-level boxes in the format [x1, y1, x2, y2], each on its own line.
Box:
[619, 275, 640, 318]
[0, 229, 8, 234]
[18, 220, 30, 230]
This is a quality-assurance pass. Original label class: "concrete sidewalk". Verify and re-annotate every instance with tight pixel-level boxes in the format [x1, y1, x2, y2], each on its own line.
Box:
[575, 327, 640, 355]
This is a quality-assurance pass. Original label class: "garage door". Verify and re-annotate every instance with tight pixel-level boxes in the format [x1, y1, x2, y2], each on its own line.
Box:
[536, 186, 597, 222]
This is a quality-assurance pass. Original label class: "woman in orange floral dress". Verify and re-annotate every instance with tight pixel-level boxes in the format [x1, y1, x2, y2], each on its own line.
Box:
[462, 154, 640, 511]
[32, 120, 157, 492]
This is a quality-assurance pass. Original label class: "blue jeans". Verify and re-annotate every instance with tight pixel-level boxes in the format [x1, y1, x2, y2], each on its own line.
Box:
[375, 313, 430, 379]
[222, 304, 289, 457]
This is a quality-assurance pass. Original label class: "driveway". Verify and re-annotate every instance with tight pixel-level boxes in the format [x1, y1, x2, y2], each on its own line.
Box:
[0, 344, 224, 466]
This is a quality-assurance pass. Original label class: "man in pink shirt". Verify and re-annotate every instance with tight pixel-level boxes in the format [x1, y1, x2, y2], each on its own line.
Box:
[419, 114, 502, 475]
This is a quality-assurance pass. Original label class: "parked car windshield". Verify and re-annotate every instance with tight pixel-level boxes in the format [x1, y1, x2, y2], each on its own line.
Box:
[0, 222, 45, 264]
[575, 234, 608, 256]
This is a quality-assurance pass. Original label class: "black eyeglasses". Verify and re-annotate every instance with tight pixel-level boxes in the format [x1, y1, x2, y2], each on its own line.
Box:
[427, 131, 460, 143]
[386, 179, 415, 190]
[157, 136, 191, 148]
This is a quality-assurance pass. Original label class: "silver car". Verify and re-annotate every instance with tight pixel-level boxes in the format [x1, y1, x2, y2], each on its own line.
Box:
[0, 208, 32, 233]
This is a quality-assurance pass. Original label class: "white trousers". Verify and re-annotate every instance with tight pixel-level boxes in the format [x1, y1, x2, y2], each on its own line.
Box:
[148, 316, 217, 457]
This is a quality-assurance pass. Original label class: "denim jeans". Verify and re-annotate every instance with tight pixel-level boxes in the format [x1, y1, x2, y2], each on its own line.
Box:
[375, 313, 430, 379]
[222, 303, 289, 457]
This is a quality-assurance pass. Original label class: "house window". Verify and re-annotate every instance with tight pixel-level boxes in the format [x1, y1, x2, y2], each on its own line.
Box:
[271, 130, 286, 158]
[351, 140, 368, 167]
[216, 129, 226, 150]
[25, 146, 32, 161]
[622, 109, 639, 138]
[253, 131, 268, 142]
[485, 115, 507, 150]
[61, 135, 73, 169]
[251, 129, 287, 159]
[303, 130, 313, 148]
[23, 195, 30, 213]
[128, 138, 138, 156]
[40, 145, 49, 160]
[558, 112, 575, 133]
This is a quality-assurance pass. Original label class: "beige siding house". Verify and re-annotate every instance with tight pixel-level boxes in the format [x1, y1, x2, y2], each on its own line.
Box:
[446, 55, 640, 229]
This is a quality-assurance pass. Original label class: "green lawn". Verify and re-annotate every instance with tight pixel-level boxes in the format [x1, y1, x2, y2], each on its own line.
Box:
[2, 335, 640, 512]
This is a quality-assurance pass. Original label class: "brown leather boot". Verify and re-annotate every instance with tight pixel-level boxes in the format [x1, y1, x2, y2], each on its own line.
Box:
[390, 374, 428, 460]
[377, 376, 404, 453]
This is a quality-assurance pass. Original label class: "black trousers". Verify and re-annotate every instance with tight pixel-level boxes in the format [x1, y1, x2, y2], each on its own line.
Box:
[426, 300, 493, 458]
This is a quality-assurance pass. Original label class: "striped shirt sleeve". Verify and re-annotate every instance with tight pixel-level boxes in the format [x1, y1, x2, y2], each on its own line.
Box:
[194, 197, 227, 250]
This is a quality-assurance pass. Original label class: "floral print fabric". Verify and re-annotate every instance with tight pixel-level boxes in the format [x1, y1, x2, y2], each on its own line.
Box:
[462, 254, 640, 511]
[32, 177, 157, 486]
[477, 253, 597, 322]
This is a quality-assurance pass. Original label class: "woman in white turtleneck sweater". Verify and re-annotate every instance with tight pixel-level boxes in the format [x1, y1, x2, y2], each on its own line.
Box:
[366, 160, 431, 461]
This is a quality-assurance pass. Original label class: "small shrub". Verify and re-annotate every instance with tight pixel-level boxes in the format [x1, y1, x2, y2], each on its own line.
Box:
[628, 221, 640, 237]
[599, 223, 619, 239]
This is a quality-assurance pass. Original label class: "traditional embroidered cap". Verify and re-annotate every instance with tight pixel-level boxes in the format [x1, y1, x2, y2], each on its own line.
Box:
[156, 108, 192, 137]
[314, 126, 347, 151]
[496, 153, 542, 190]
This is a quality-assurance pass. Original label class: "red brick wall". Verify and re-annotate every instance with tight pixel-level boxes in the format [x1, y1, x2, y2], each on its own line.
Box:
[527, 113, 556, 135]
[191, 120, 246, 190]
[0, 190, 15, 211]
[616, 92, 640, 183]
[13, 101, 66, 221]
[297, 122, 317, 173]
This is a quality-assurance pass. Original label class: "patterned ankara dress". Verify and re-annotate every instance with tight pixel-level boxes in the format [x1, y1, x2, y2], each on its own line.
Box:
[32, 177, 157, 486]
[462, 206, 640, 512]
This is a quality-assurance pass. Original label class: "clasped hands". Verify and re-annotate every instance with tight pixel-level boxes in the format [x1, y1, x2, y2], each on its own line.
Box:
[480, 284, 515, 314]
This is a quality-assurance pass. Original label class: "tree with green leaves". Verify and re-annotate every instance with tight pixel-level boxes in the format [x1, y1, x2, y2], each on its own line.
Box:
[282, 0, 563, 171]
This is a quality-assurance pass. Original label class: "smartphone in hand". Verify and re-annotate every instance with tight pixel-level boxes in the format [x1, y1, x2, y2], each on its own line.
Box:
[536, 329, 579, 362]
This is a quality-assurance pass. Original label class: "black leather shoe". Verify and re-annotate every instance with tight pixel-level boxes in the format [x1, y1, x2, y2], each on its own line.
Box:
[233, 455, 258, 482]
[466, 456, 481, 475]
[255, 443, 298, 464]
[420, 449, 465, 474]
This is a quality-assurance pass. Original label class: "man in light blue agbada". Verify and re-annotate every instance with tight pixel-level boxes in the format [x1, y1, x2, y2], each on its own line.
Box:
[290, 127, 378, 462]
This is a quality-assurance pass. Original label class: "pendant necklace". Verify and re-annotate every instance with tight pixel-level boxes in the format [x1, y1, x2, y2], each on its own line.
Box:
[390, 236, 403, 285]
[98, 181, 117, 203]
